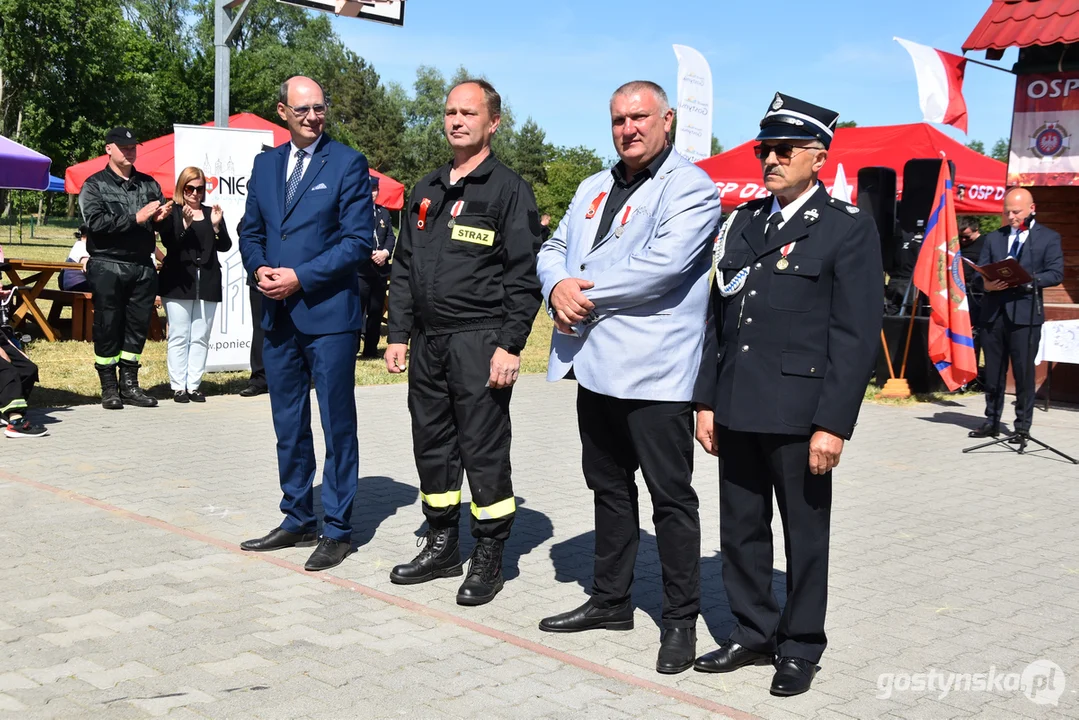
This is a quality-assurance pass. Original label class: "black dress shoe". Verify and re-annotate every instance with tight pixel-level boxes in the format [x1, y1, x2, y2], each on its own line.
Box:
[694, 640, 773, 673]
[188, 389, 206, 403]
[240, 527, 318, 552]
[1007, 430, 1029, 450]
[173, 390, 189, 403]
[539, 599, 633, 633]
[305, 537, 352, 572]
[656, 627, 696, 674]
[968, 421, 1001, 438]
[239, 384, 267, 397]
[771, 657, 818, 696]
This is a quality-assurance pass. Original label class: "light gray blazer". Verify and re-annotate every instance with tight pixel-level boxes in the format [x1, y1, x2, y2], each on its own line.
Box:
[537, 148, 722, 402]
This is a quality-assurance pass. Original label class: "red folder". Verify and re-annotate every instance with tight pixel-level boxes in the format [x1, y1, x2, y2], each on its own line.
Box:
[962, 257, 1032, 288]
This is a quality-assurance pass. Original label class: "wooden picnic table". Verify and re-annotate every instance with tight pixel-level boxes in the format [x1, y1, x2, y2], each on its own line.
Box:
[1, 258, 84, 341]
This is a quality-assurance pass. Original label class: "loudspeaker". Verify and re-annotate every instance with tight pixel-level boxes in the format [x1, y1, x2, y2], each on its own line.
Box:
[897, 159, 956, 234]
[874, 315, 948, 394]
[856, 167, 898, 273]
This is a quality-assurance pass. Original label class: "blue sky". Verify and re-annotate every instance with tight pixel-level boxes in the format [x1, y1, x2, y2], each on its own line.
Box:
[330, 0, 1017, 158]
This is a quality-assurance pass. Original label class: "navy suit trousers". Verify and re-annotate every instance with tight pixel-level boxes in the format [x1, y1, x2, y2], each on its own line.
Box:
[263, 310, 359, 541]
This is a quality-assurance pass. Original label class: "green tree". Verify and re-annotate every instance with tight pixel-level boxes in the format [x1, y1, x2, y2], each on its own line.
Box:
[326, 51, 404, 174]
[711, 136, 723, 156]
[512, 118, 549, 187]
[534, 145, 605, 227]
[837, 120, 857, 128]
[991, 138, 1009, 163]
[966, 139, 986, 154]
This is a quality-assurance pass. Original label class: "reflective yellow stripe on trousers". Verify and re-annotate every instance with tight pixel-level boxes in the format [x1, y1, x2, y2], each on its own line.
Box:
[471, 497, 516, 520]
[421, 490, 462, 508]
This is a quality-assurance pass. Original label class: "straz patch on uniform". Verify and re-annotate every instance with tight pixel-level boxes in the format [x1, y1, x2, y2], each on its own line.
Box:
[451, 224, 495, 246]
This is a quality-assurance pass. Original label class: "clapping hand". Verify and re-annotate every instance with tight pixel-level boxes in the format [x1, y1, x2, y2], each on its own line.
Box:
[152, 201, 173, 222]
[211, 204, 224, 231]
[181, 204, 196, 225]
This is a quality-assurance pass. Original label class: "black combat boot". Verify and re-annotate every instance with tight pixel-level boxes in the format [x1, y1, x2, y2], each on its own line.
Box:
[389, 527, 463, 585]
[118, 360, 158, 408]
[456, 537, 505, 606]
[95, 363, 123, 410]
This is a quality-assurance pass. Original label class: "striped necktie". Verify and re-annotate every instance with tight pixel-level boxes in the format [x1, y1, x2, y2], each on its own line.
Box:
[285, 148, 305, 207]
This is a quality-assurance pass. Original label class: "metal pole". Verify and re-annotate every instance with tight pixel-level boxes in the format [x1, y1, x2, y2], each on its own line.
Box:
[213, 0, 253, 128]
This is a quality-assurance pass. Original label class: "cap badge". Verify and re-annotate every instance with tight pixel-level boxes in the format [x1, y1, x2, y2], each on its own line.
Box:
[126, 131, 132, 138]
[772, 94, 784, 111]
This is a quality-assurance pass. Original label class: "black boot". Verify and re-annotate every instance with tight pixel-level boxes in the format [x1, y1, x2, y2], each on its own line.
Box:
[389, 527, 463, 585]
[456, 537, 505, 606]
[95, 364, 123, 410]
[118, 360, 157, 408]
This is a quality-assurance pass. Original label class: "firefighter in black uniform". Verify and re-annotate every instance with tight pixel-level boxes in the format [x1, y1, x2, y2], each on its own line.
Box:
[385, 80, 543, 606]
[358, 177, 397, 358]
[692, 94, 883, 697]
[80, 127, 173, 409]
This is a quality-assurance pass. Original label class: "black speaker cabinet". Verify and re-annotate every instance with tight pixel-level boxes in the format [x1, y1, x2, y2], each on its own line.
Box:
[857, 167, 898, 273]
[897, 159, 956, 234]
[875, 315, 949, 394]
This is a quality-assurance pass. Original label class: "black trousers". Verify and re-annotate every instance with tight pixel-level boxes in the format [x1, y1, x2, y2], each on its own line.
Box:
[0, 334, 37, 417]
[357, 270, 388, 356]
[981, 312, 1041, 432]
[577, 387, 701, 629]
[247, 285, 266, 389]
[408, 328, 515, 540]
[86, 258, 157, 365]
[715, 425, 831, 663]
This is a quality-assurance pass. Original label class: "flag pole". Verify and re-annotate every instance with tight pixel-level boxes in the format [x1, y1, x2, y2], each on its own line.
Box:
[963, 56, 1016, 75]
[881, 293, 917, 398]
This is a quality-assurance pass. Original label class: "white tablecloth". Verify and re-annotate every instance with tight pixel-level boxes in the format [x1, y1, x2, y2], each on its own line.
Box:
[1036, 320, 1079, 365]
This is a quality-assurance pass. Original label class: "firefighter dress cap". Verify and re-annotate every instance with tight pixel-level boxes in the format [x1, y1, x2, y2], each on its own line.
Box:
[105, 127, 139, 145]
[756, 93, 839, 149]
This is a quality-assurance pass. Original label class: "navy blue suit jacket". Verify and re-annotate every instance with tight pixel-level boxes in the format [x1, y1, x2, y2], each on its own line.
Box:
[977, 221, 1064, 326]
[240, 135, 373, 335]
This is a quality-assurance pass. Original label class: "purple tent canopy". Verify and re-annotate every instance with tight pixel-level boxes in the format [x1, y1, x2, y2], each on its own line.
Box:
[0, 134, 51, 191]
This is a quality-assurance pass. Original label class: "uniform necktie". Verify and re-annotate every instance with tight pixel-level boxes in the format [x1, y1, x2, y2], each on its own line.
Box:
[1008, 232, 1022, 258]
[285, 148, 305, 207]
[765, 212, 783, 243]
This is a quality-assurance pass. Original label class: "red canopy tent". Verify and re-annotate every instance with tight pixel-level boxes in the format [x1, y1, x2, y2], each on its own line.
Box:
[64, 112, 405, 210]
[696, 123, 1007, 215]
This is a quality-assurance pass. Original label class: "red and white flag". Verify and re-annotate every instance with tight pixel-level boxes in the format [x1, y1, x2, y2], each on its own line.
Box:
[894, 37, 969, 133]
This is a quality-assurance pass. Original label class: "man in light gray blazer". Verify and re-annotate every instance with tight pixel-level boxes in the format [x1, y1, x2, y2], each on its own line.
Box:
[536, 80, 723, 675]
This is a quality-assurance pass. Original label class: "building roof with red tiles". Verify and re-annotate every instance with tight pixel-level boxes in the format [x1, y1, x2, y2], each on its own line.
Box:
[964, 0, 1079, 52]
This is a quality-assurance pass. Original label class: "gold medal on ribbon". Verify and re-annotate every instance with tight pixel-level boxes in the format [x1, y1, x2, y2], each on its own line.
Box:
[776, 257, 789, 270]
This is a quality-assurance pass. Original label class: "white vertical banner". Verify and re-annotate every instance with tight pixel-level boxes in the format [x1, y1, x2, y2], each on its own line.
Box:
[673, 44, 714, 163]
[173, 124, 275, 372]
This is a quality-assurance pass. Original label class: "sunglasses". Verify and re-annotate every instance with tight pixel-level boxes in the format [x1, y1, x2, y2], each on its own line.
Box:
[284, 103, 328, 117]
[753, 143, 821, 162]
[183, 184, 205, 195]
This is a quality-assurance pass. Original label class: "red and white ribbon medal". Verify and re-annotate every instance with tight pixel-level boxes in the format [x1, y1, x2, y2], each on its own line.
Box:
[447, 200, 464, 228]
[584, 192, 607, 220]
[776, 241, 796, 270]
[614, 206, 632, 238]
[417, 198, 432, 230]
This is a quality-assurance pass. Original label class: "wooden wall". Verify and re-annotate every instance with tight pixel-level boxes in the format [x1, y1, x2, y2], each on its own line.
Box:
[1029, 186, 1079, 305]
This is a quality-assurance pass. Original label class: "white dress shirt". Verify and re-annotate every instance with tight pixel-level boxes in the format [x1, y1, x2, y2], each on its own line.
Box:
[285, 136, 321, 184]
[769, 184, 821, 230]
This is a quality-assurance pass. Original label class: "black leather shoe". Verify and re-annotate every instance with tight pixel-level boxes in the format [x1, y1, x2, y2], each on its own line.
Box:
[305, 537, 351, 572]
[968, 421, 1000, 438]
[1007, 430, 1029, 450]
[390, 527, 463, 585]
[173, 390, 189, 404]
[657, 627, 696, 675]
[539, 599, 634, 633]
[694, 640, 773, 673]
[239, 384, 267, 397]
[456, 538, 505, 606]
[770, 657, 818, 696]
[240, 527, 318, 552]
[188, 389, 206, 403]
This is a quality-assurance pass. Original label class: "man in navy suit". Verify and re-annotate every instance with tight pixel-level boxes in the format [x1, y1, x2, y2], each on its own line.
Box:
[968, 188, 1064, 446]
[239, 75, 373, 572]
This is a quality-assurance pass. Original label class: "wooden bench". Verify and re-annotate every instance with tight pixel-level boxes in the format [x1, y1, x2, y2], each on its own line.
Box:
[38, 288, 165, 342]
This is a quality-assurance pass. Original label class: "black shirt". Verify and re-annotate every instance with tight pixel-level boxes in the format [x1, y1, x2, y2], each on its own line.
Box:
[79, 166, 166, 265]
[960, 234, 985, 292]
[593, 144, 673, 246]
[158, 204, 233, 301]
[387, 153, 543, 354]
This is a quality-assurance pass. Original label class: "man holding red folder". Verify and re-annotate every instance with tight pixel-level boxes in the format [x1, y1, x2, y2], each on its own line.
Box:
[968, 188, 1064, 443]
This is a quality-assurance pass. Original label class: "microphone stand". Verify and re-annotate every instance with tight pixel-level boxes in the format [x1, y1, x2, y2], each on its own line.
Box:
[963, 275, 1078, 463]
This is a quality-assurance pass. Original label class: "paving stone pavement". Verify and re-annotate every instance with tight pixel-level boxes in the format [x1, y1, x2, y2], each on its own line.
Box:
[1, 375, 1077, 719]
